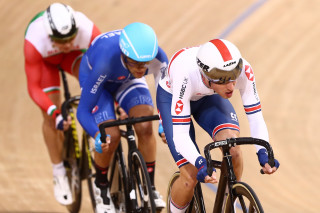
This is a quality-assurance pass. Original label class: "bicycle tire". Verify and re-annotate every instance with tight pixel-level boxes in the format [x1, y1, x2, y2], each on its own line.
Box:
[129, 150, 156, 213]
[166, 172, 204, 213]
[63, 128, 82, 213]
[85, 136, 96, 211]
[109, 143, 129, 213]
[224, 182, 264, 213]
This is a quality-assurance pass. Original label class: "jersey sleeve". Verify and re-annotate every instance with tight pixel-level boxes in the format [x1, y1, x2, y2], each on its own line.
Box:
[146, 47, 168, 91]
[169, 56, 202, 166]
[24, 39, 59, 118]
[89, 24, 101, 44]
[76, 50, 110, 138]
[237, 61, 269, 151]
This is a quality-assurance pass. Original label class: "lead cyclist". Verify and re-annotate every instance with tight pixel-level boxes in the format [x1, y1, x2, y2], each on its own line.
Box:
[156, 39, 280, 212]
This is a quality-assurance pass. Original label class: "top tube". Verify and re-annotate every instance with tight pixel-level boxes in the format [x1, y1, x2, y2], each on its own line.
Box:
[99, 115, 159, 142]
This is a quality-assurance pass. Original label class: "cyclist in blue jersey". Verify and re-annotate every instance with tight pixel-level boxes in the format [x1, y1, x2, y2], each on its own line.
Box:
[77, 22, 168, 213]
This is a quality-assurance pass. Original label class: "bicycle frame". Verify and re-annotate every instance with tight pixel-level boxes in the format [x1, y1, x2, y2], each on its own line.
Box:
[99, 115, 159, 212]
[205, 137, 275, 213]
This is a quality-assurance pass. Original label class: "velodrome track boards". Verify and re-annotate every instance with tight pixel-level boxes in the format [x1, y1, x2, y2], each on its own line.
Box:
[1, 0, 319, 212]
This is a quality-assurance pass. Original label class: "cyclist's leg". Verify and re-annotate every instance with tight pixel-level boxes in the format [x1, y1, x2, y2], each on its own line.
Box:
[192, 94, 243, 180]
[215, 129, 243, 180]
[157, 86, 199, 211]
[117, 78, 166, 208]
[40, 62, 72, 205]
[40, 63, 64, 166]
[115, 78, 156, 179]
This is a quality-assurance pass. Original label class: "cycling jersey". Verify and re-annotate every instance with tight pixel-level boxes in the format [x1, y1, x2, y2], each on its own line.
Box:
[77, 30, 168, 138]
[157, 46, 268, 168]
[24, 10, 100, 117]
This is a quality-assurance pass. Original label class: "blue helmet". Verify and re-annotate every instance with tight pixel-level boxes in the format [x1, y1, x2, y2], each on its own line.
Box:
[119, 22, 158, 62]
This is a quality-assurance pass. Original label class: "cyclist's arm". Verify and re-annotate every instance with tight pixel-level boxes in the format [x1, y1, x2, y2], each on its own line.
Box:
[76, 55, 109, 138]
[24, 39, 60, 118]
[170, 66, 201, 166]
[146, 47, 168, 91]
[237, 60, 269, 151]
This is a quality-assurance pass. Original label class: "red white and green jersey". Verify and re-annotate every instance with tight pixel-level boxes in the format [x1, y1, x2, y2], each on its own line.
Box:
[24, 10, 101, 118]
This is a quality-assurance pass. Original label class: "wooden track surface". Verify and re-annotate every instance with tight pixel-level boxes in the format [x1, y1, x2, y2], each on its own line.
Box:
[1, 0, 319, 212]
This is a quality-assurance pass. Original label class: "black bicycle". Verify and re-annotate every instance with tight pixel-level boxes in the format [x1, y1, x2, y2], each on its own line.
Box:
[166, 137, 276, 213]
[99, 115, 160, 213]
[59, 68, 96, 213]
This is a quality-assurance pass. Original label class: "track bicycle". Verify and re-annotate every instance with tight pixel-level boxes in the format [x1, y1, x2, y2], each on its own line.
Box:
[99, 115, 160, 213]
[166, 137, 276, 213]
[59, 68, 96, 213]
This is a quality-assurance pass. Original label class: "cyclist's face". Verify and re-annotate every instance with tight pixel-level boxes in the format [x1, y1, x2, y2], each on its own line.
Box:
[206, 78, 236, 99]
[124, 56, 150, 78]
[51, 37, 76, 53]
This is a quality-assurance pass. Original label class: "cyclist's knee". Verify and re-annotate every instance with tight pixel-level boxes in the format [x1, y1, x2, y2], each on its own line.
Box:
[214, 129, 240, 141]
[230, 146, 242, 160]
[179, 165, 198, 190]
[135, 121, 153, 138]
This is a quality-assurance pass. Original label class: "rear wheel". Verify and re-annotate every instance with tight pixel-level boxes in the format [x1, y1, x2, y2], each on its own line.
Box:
[129, 150, 156, 213]
[166, 172, 204, 213]
[224, 182, 263, 213]
[63, 128, 82, 213]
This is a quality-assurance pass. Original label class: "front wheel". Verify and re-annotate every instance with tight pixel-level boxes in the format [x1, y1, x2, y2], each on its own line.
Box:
[224, 182, 264, 213]
[129, 150, 156, 213]
[166, 171, 204, 213]
[63, 129, 82, 213]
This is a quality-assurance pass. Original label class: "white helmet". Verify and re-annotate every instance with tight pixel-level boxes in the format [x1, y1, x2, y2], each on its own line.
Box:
[196, 39, 243, 84]
[43, 3, 78, 41]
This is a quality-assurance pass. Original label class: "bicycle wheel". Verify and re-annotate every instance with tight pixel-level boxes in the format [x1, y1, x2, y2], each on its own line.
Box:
[109, 143, 129, 213]
[224, 182, 263, 213]
[63, 128, 82, 213]
[166, 172, 204, 213]
[84, 135, 96, 211]
[129, 150, 156, 213]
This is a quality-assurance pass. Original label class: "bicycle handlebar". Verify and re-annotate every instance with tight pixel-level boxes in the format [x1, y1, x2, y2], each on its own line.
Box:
[61, 95, 81, 120]
[204, 137, 275, 176]
[99, 115, 160, 142]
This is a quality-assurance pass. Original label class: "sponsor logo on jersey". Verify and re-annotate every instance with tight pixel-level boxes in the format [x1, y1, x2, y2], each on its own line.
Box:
[252, 82, 259, 101]
[166, 80, 171, 88]
[92, 105, 99, 113]
[117, 76, 126, 80]
[245, 65, 254, 81]
[175, 100, 184, 115]
[179, 77, 188, 99]
[196, 58, 210, 72]
[90, 74, 107, 94]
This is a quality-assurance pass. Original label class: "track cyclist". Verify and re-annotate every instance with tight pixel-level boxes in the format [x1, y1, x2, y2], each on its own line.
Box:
[24, 2, 101, 206]
[156, 39, 280, 212]
[76, 22, 168, 213]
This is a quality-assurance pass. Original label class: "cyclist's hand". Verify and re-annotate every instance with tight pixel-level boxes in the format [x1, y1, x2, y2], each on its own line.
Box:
[55, 114, 71, 131]
[257, 148, 280, 174]
[195, 156, 217, 183]
[116, 106, 128, 120]
[158, 123, 167, 144]
[95, 133, 111, 153]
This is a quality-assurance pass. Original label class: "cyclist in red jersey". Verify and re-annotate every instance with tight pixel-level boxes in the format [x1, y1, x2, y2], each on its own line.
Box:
[24, 3, 101, 205]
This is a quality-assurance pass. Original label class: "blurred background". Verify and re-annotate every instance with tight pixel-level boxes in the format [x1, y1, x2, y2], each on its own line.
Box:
[1, 0, 320, 212]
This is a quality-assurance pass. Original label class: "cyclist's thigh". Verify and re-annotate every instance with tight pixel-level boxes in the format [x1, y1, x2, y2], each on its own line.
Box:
[59, 50, 84, 77]
[191, 94, 240, 139]
[156, 86, 197, 168]
[115, 77, 153, 114]
[92, 90, 120, 139]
